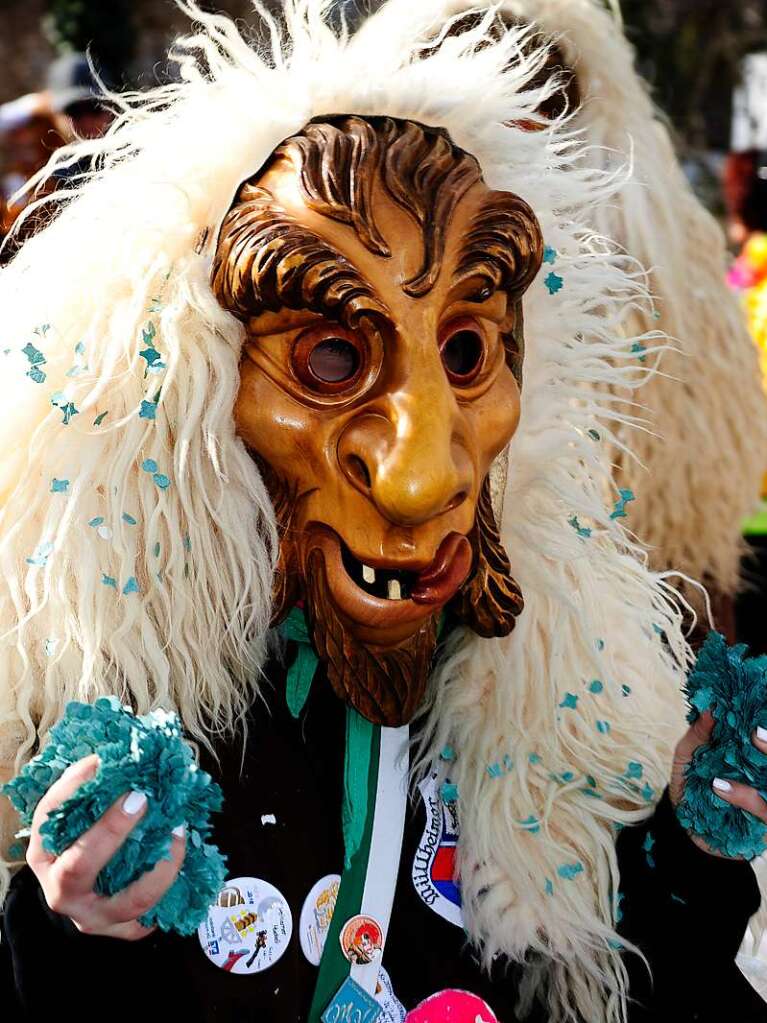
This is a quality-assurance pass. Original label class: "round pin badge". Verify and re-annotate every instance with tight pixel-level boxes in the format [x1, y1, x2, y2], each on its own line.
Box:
[339, 914, 384, 966]
[299, 873, 341, 966]
[198, 876, 293, 975]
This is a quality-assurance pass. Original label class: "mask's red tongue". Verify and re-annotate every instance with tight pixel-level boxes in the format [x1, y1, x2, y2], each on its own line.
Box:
[411, 532, 472, 606]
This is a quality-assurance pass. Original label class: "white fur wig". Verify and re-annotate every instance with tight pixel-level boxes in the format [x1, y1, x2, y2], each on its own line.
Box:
[0, 3, 691, 1021]
[358, 0, 767, 604]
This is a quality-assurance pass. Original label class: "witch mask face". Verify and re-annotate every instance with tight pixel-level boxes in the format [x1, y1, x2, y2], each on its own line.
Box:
[213, 116, 543, 726]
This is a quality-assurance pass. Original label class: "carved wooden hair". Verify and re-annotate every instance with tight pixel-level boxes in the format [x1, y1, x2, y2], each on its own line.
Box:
[212, 115, 543, 326]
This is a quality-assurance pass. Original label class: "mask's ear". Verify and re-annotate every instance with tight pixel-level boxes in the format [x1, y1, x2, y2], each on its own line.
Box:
[450, 475, 523, 637]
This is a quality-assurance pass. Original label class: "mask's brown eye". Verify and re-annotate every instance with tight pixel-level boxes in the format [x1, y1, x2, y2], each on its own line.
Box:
[292, 326, 366, 394]
[439, 317, 485, 385]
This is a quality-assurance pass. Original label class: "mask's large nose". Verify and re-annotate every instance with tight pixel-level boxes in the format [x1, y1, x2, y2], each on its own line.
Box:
[338, 355, 473, 527]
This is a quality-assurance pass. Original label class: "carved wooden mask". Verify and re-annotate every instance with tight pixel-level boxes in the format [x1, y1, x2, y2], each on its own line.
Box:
[212, 116, 543, 726]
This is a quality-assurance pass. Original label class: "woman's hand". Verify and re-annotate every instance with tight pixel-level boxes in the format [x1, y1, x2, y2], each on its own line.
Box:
[669, 710, 767, 858]
[26, 754, 185, 940]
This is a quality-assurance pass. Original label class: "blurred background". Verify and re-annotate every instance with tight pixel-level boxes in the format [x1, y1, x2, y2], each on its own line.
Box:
[2, 0, 767, 211]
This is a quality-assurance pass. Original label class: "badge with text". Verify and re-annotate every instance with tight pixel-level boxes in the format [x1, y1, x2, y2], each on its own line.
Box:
[404, 990, 499, 1023]
[198, 876, 292, 974]
[339, 914, 384, 965]
[375, 965, 407, 1023]
[322, 976, 383, 1023]
[300, 873, 341, 966]
[412, 773, 463, 927]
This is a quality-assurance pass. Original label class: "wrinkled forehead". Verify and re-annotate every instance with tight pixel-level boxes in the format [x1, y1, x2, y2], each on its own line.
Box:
[212, 115, 544, 327]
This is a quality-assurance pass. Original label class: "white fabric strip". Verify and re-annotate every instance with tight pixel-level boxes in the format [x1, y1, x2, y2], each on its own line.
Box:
[350, 724, 409, 995]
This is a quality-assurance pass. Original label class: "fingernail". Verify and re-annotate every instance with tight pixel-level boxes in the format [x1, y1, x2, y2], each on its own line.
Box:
[122, 791, 147, 815]
[713, 778, 732, 793]
[757, 727, 767, 743]
[172, 824, 185, 839]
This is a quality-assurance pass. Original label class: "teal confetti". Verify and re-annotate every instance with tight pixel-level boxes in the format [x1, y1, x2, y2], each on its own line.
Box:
[26, 541, 53, 568]
[557, 862, 584, 881]
[596, 720, 611, 734]
[50, 391, 78, 425]
[545, 271, 564, 295]
[487, 762, 503, 779]
[544, 878, 554, 895]
[441, 782, 458, 804]
[101, 575, 117, 588]
[183, 533, 192, 552]
[596, 639, 605, 652]
[568, 515, 592, 539]
[608, 939, 623, 951]
[141, 458, 158, 473]
[521, 815, 540, 834]
[559, 693, 578, 710]
[631, 341, 647, 362]
[626, 762, 643, 780]
[93, 411, 109, 427]
[641, 783, 655, 802]
[610, 488, 635, 521]
[677, 632, 767, 858]
[33, 324, 50, 337]
[589, 680, 604, 694]
[586, 775, 598, 789]
[670, 893, 687, 906]
[44, 638, 58, 657]
[652, 623, 664, 636]
[22, 342, 47, 383]
[1, 697, 226, 936]
[88, 517, 104, 528]
[529, 752, 542, 765]
[153, 473, 170, 490]
[621, 684, 632, 697]
[74, 342, 85, 355]
[50, 478, 69, 494]
[559, 771, 575, 783]
[503, 754, 513, 772]
[643, 831, 656, 868]
[122, 513, 137, 526]
[587, 429, 600, 441]
[139, 400, 157, 420]
[22, 342, 45, 365]
[543, 245, 557, 264]
[122, 577, 140, 595]
[153, 542, 161, 558]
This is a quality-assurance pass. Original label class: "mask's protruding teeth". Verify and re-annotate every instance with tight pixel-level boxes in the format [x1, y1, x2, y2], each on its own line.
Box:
[387, 578, 402, 601]
[362, 564, 376, 585]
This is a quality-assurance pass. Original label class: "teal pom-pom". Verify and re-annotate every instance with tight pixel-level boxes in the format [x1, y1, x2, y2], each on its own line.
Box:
[677, 632, 767, 859]
[2, 697, 227, 935]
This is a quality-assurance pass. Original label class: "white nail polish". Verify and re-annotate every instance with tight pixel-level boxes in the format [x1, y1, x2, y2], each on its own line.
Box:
[713, 778, 732, 793]
[122, 791, 147, 815]
[172, 824, 185, 838]
[757, 727, 767, 743]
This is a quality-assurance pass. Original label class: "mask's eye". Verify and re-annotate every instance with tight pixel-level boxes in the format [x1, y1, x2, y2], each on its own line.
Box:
[439, 317, 486, 386]
[292, 326, 366, 394]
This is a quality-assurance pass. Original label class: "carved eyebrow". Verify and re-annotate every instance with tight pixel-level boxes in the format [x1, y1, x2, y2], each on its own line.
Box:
[451, 191, 544, 303]
[212, 183, 391, 331]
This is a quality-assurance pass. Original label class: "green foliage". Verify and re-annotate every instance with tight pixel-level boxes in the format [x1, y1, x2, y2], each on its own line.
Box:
[43, 0, 136, 81]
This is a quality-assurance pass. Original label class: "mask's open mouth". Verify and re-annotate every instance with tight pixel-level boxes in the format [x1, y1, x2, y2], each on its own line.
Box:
[340, 543, 418, 601]
[306, 528, 473, 634]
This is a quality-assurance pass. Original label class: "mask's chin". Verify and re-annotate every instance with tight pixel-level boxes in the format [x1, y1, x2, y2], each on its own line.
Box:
[302, 540, 443, 726]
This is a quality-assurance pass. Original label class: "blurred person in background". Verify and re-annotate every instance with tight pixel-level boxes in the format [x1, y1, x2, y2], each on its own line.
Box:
[724, 149, 767, 655]
[0, 92, 59, 248]
[0, 52, 112, 260]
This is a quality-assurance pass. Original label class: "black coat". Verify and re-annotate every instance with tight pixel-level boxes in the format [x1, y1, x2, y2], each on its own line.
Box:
[2, 648, 765, 1023]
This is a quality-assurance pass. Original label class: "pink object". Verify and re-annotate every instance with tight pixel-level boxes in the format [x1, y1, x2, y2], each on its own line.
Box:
[405, 990, 500, 1023]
